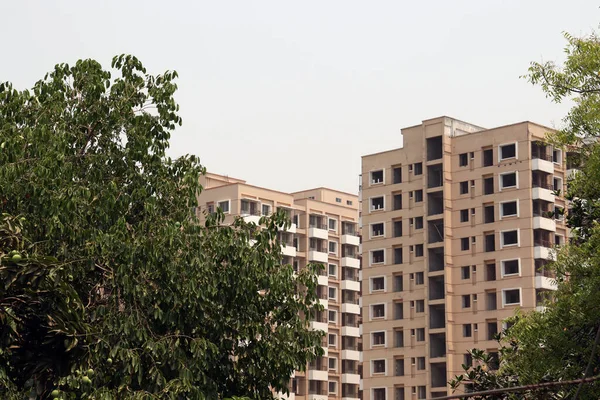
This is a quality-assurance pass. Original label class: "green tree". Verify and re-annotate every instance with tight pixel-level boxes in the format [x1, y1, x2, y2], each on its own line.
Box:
[0, 55, 323, 399]
[450, 30, 600, 399]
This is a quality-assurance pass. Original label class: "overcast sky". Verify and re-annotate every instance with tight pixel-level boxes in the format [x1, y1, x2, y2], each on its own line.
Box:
[1, 1, 598, 194]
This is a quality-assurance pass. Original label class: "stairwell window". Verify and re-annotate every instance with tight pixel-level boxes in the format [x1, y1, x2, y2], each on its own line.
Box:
[499, 142, 517, 160]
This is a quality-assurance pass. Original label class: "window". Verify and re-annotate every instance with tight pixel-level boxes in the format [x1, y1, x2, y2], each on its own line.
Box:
[459, 153, 468, 166]
[328, 310, 337, 323]
[461, 237, 470, 251]
[484, 204, 495, 223]
[372, 304, 385, 319]
[394, 329, 404, 347]
[329, 218, 337, 231]
[328, 333, 336, 346]
[393, 193, 402, 210]
[393, 247, 403, 264]
[464, 353, 473, 367]
[395, 358, 405, 376]
[262, 204, 271, 216]
[416, 300, 425, 313]
[328, 264, 337, 277]
[501, 201, 518, 217]
[217, 200, 230, 213]
[346, 200, 353, 206]
[502, 259, 520, 276]
[373, 388, 386, 400]
[555, 234, 564, 246]
[463, 324, 472, 337]
[394, 274, 403, 292]
[499, 143, 517, 160]
[501, 230, 519, 247]
[462, 294, 471, 308]
[417, 357, 426, 370]
[335, 197, 341, 203]
[371, 196, 385, 211]
[486, 263, 497, 281]
[503, 288, 521, 306]
[460, 181, 469, 194]
[415, 244, 424, 257]
[328, 287, 336, 300]
[393, 166, 402, 184]
[372, 359, 386, 374]
[487, 321, 498, 340]
[328, 381, 337, 395]
[328, 241, 337, 255]
[394, 302, 404, 320]
[417, 386, 426, 399]
[328, 357, 337, 371]
[372, 331, 385, 346]
[371, 250, 385, 265]
[371, 170, 384, 185]
[483, 147, 494, 166]
[415, 216, 424, 229]
[485, 232, 495, 252]
[372, 277, 385, 292]
[414, 162, 423, 175]
[553, 177, 563, 192]
[416, 328, 425, 341]
[415, 272, 424, 285]
[414, 190, 423, 202]
[207, 203, 215, 214]
[372, 223, 384, 237]
[460, 209, 469, 222]
[487, 291, 497, 310]
[553, 148, 562, 164]
[461, 266, 471, 279]
[500, 172, 517, 189]
[484, 176, 494, 195]
[393, 219, 402, 237]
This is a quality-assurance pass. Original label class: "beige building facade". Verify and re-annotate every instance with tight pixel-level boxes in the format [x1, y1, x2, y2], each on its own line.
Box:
[360, 117, 568, 399]
[197, 173, 362, 400]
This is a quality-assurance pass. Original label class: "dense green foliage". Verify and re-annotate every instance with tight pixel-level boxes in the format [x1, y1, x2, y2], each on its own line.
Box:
[0, 56, 323, 399]
[449, 29, 600, 399]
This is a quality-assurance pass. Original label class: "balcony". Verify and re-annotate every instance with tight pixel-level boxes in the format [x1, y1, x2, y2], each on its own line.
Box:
[341, 373, 360, 384]
[341, 279, 360, 291]
[310, 321, 328, 332]
[532, 184, 555, 203]
[535, 276, 557, 291]
[532, 158, 554, 174]
[309, 227, 328, 240]
[308, 369, 328, 381]
[341, 257, 360, 269]
[309, 250, 328, 263]
[533, 216, 556, 231]
[534, 239, 556, 261]
[341, 326, 360, 337]
[341, 234, 360, 246]
[308, 395, 327, 400]
[242, 215, 261, 225]
[281, 244, 297, 257]
[341, 349, 360, 361]
[341, 303, 360, 314]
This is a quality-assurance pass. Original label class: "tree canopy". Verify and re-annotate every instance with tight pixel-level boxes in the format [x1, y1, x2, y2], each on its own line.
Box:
[0, 55, 323, 399]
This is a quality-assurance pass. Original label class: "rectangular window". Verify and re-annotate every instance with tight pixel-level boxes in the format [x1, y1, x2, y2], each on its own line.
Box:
[417, 357, 426, 370]
[371, 170, 384, 185]
[553, 149, 562, 164]
[460, 181, 469, 194]
[460, 209, 469, 222]
[500, 172, 517, 189]
[328, 241, 337, 255]
[486, 262, 497, 281]
[393, 219, 403, 237]
[373, 359, 386, 374]
[394, 302, 404, 320]
[328, 310, 337, 323]
[372, 304, 385, 319]
[459, 153, 468, 166]
[393, 247, 403, 264]
[394, 329, 404, 347]
[483, 204, 495, 223]
[372, 331, 385, 346]
[500, 143, 517, 160]
[483, 147, 494, 166]
[503, 288, 521, 306]
[371, 196, 385, 211]
[487, 321, 498, 340]
[415, 244, 424, 257]
[465, 353, 473, 367]
[416, 300, 425, 313]
[218, 200, 230, 213]
[484, 176, 494, 195]
[372, 249, 385, 264]
[501, 230, 519, 247]
[416, 328, 425, 341]
[395, 358, 404, 376]
[347, 200, 353, 206]
[502, 259, 520, 276]
[415, 272, 424, 285]
[328, 333, 336, 346]
[501, 201, 518, 217]
[485, 233, 495, 252]
[461, 266, 470, 279]
[394, 274, 403, 292]
[462, 294, 471, 308]
[461, 237, 470, 251]
[393, 166, 402, 184]
[415, 216, 424, 229]
[393, 193, 402, 210]
[418, 386, 426, 400]
[373, 388, 386, 400]
[372, 277, 385, 291]
[372, 223, 384, 237]
[207, 203, 215, 214]
[328, 287, 336, 300]
[262, 204, 271, 216]
[328, 381, 337, 394]
[328, 264, 337, 277]
[329, 218, 337, 231]
[414, 162, 423, 175]
[328, 357, 337, 370]
[487, 291, 497, 310]
[335, 197, 342, 203]
[463, 323, 472, 337]
[415, 190, 423, 202]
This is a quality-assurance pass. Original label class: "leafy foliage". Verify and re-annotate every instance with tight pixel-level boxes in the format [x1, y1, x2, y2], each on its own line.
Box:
[0, 55, 323, 399]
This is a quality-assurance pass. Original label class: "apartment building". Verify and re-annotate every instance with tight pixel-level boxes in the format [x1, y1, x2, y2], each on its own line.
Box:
[360, 116, 569, 400]
[197, 173, 361, 400]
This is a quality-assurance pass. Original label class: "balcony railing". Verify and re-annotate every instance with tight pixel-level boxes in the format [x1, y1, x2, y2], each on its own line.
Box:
[309, 361, 328, 371]
[343, 273, 359, 281]
[309, 219, 328, 230]
[312, 313, 327, 323]
[532, 152, 553, 162]
[342, 318, 359, 327]
[310, 246, 327, 253]
[342, 296, 359, 304]
[533, 182, 554, 190]
[342, 342, 358, 351]
[342, 224, 357, 235]
[534, 239, 552, 247]
[308, 387, 327, 395]
[536, 268, 555, 278]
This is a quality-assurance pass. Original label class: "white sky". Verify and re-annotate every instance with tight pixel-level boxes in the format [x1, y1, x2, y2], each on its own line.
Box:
[1, 1, 598, 194]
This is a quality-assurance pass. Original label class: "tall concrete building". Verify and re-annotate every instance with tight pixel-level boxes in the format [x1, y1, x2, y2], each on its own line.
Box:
[360, 117, 569, 399]
[197, 173, 362, 400]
